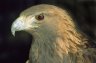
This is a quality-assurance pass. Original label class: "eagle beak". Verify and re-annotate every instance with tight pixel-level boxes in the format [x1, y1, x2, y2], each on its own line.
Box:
[11, 17, 25, 36]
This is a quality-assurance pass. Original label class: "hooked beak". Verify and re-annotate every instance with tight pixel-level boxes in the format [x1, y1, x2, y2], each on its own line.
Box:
[11, 17, 25, 36]
[11, 16, 39, 36]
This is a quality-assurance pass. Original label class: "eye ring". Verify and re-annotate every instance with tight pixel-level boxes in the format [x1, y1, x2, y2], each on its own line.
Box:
[35, 13, 44, 21]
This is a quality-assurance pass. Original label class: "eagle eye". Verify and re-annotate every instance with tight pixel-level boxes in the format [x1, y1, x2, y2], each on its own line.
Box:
[35, 13, 44, 21]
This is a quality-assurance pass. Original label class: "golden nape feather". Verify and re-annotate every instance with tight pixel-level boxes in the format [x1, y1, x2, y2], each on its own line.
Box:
[11, 4, 96, 63]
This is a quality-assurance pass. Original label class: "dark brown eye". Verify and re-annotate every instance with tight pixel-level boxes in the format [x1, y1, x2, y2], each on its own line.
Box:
[35, 13, 44, 21]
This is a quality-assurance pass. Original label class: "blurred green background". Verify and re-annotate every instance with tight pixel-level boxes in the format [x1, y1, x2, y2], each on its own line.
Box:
[0, 0, 96, 63]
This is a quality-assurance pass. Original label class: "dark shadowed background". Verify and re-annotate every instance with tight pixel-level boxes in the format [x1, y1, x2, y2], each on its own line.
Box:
[0, 0, 96, 63]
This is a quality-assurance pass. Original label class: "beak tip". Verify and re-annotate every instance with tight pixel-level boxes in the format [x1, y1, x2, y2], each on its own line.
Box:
[12, 31, 15, 36]
[11, 28, 15, 36]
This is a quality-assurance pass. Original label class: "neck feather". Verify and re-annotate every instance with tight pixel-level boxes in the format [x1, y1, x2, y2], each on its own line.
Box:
[29, 28, 88, 63]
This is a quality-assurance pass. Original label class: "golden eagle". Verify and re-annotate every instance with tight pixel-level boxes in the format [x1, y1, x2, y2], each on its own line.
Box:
[11, 4, 96, 63]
